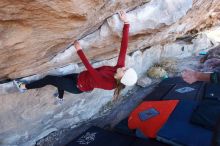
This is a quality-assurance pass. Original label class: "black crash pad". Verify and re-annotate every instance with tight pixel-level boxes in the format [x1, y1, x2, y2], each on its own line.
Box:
[66, 126, 167, 146]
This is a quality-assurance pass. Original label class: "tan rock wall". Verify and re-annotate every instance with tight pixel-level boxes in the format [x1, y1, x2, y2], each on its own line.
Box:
[0, 0, 149, 80]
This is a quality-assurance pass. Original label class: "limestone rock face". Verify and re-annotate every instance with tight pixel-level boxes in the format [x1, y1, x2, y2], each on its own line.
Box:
[137, 76, 152, 88]
[0, 0, 149, 80]
[0, 0, 219, 80]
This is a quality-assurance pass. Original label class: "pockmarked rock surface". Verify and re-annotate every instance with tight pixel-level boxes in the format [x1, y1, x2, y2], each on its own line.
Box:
[0, 0, 220, 146]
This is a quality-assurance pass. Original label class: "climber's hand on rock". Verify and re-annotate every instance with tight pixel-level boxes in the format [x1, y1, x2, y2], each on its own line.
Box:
[118, 10, 129, 24]
[74, 40, 82, 51]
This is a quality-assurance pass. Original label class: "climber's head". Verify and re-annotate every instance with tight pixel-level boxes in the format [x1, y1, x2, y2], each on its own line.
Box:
[114, 67, 138, 86]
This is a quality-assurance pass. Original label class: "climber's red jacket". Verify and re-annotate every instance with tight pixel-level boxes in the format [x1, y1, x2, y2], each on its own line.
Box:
[76, 24, 129, 92]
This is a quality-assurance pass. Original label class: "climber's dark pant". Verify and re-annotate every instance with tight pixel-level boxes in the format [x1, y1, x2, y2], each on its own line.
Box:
[25, 74, 83, 99]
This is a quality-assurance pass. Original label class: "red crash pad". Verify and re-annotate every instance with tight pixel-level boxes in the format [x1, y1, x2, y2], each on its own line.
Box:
[128, 100, 179, 138]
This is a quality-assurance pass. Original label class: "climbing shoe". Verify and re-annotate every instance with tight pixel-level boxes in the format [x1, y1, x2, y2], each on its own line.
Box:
[13, 80, 27, 93]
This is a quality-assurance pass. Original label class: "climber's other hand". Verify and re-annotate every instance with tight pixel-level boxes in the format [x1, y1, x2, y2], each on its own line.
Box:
[118, 10, 129, 24]
[74, 40, 82, 51]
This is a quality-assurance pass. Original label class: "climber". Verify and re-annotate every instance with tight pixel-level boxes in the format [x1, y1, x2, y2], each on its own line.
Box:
[13, 11, 138, 104]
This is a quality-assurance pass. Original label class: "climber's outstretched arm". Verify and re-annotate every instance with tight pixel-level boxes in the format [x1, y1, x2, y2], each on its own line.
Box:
[116, 11, 130, 67]
[74, 41, 101, 79]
